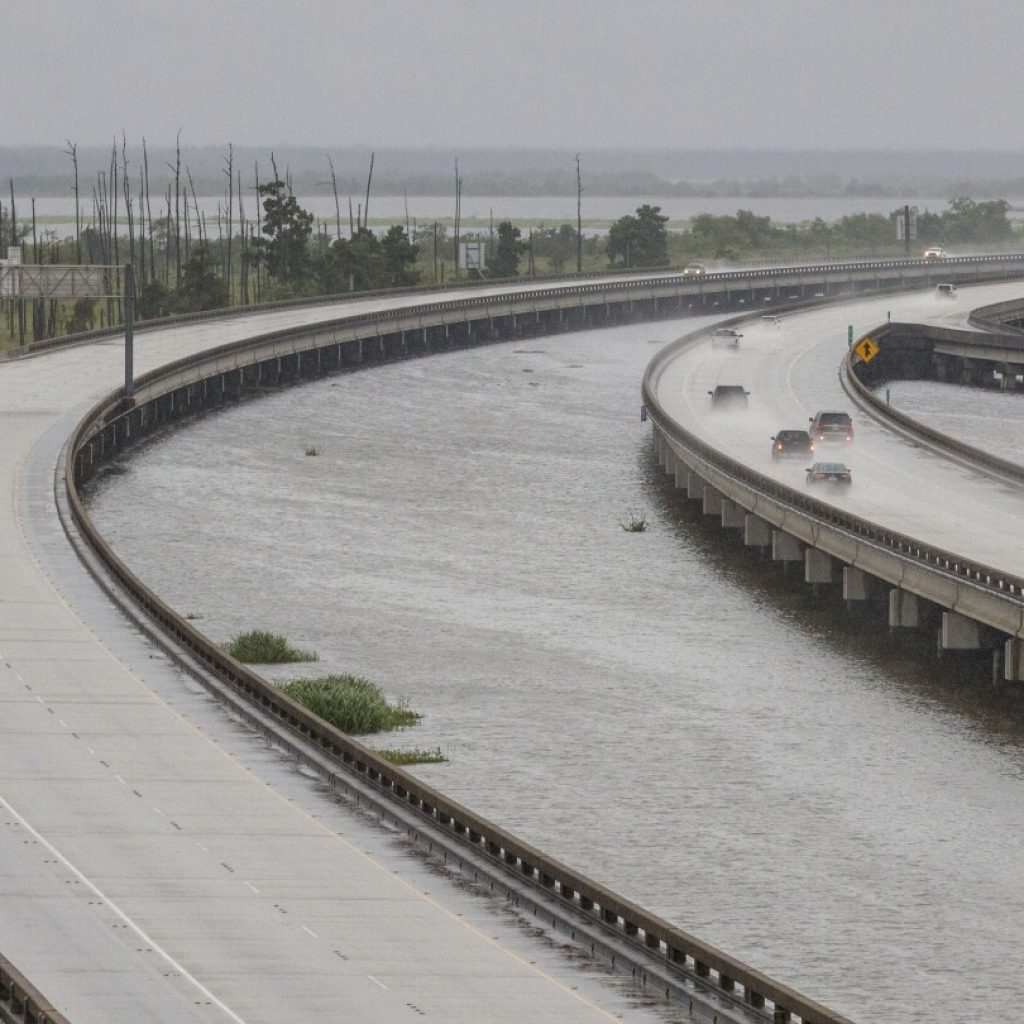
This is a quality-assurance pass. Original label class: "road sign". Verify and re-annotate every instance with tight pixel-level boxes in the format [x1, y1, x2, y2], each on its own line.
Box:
[854, 336, 880, 362]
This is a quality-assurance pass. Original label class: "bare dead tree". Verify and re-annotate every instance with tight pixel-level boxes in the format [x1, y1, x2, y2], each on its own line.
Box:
[121, 133, 136, 271]
[143, 138, 155, 283]
[348, 195, 354, 236]
[237, 168, 248, 304]
[224, 143, 234, 300]
[326, 155, 342, 241]
[172, 129, 182, 289]
[363, 151, 375, 231]
[64, 140, 81, 263]
[186, 166, 202, 249]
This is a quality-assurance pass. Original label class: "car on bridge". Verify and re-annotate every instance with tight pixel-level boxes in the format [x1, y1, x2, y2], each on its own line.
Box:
[711, 327, 742, 346]
[805, 461, 852, 485]
[809, 410, 853, 443]
[923, 246, 948, 261]
[708, 384, 749, 407]
[682, 263, 706, 277]
[771, 429, 814, 459]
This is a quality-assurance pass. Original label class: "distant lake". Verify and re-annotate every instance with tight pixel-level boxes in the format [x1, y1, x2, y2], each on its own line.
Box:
[27, 194, 965, 238]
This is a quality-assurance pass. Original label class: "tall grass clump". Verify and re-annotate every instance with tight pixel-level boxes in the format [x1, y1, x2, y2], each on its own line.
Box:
[226, 630, 318, 664]
[620, 509, 649, 532]
[280, 674, 420, 735]
[373, 747, 447, 765]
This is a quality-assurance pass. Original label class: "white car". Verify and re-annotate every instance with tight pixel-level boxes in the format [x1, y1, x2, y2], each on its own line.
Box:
[711, 327, 742, 347]
[922, 246, 947, 261]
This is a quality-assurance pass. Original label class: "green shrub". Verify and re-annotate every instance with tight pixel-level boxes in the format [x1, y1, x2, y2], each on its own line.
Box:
[280, 674, 420, 734]
[373, 747, 447, 765]
[226, 630, 318, 664]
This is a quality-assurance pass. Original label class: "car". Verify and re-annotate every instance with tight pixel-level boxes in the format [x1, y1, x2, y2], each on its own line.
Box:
[808, 410, 853, 443]
[806, 461, 852, 485]
[711, 327, 742, 346]
[708, 384, 750, 407]
[923, 246, 947, 261]
[682, 263, 706, 277]
[760, 314, 782, 326]
[771, 429, 814, 459]
[936, 282, 957, 299]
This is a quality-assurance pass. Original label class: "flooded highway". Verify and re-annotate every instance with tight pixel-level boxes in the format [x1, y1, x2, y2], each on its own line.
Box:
[87, 316, 1024, 1024]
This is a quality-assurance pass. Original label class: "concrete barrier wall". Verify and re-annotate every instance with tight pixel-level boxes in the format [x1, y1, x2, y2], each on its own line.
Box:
[0, 955, 70, 1024]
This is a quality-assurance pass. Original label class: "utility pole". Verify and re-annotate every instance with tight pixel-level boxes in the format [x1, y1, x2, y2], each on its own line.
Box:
[575, 153, 583, 274]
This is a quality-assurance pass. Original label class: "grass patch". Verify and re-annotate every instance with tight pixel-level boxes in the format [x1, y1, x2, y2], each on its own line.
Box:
[279, 674, 420, 734]
[226, 630, 318, 664]
[305, 445, 321, 456]
[620, 509, 649, 532]
[373, 747, 447, 765]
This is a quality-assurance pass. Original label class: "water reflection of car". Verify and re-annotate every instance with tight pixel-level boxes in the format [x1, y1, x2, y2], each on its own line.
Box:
[708, 384, 749, 407]
[936, 282, 957, 299]
[760, 314, 782, 326]
[682, 263, 706, 277]
[806, 462, 852, 485]
[771, 429, 814, 460]
[711, 327, 742, 347]
[809, 410, 853, 443]
[923, 246, 947, 261]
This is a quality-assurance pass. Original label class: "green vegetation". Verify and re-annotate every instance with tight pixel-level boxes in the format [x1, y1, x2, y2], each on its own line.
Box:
[226, 630, 318, 664]
[620, 509, 649, 532]
[305, 445, 320, 456]
[2, 132, 1021, 349]
[373, 747, 447, 765]
[279, 674, 420, 734]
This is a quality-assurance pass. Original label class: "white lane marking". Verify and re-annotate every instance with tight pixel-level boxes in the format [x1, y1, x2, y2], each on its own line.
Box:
[302, 925, 318, 938]
[0, 792, 248, 1024]
[244, 882, 260, 894]
[152, 806, 165, 816]
[367, 975, 388, 991]
[58, 719, 68, 728]
[195, 841, 209, 853]
[35, 695, 44, 704]
[86, 747, 95, 755]
[114, 774, 126, 785]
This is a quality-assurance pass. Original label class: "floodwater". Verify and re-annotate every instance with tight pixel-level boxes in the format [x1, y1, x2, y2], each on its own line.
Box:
[87, 320, 1024, 1024]
[878, 378, 1024, 465]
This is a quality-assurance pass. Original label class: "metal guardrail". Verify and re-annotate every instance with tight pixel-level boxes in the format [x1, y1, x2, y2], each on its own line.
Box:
[0, 956, 70, 1024]
[642, 328, 1024, 603]
[63, 287, 860, 1024]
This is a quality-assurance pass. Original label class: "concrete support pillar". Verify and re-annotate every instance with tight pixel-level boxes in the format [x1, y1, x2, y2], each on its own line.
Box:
[804, 548, 834, 584]
[888, 589, 920, 629]
[702, 486, 723, 516]
[674, 461, 688, 490]
[1001, 368, 1018, 391]
[771, 530, 802, 563]
[744, 514, 771, 548]
[1003, 639, 1024, 682]
[720, 499, 745, 529]
[686, 473, 704, 500]
[842, 566, 871, 601]
[940, 612, 982, 651]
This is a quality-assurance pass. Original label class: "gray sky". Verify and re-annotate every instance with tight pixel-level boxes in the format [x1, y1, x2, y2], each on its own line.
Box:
[5, 0, 1023, 151]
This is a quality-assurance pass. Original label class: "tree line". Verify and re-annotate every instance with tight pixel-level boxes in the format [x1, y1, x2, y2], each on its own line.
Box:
[0, 138, 1018, 347]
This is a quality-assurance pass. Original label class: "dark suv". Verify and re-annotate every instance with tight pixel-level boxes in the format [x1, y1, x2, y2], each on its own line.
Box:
[708, 385, 750, 407]
[808, 411, 853, 443]
[771, 429, 814, 459]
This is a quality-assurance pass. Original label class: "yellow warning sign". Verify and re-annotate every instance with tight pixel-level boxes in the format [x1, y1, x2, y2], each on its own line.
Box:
[854, 336, 880, 363]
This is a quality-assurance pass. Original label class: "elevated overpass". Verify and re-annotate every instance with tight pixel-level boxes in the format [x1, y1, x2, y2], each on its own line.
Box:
[4, 256, 1024, 1023]
[645, 279, 1024, 682]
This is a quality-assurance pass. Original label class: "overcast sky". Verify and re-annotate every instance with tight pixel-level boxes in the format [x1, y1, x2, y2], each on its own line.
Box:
[5, 0, 1023, 151]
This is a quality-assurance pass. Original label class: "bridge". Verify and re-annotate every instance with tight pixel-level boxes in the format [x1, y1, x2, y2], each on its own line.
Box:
[2, 256, 1023, 1023]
